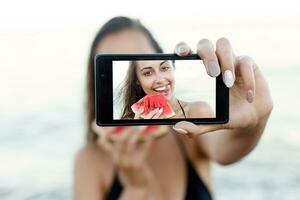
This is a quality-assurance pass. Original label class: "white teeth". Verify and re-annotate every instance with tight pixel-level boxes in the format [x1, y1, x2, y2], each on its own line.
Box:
[154, 86, 167, 91]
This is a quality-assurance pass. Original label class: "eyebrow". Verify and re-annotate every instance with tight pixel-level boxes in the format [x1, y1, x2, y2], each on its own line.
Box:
[140, 60, 168, 71]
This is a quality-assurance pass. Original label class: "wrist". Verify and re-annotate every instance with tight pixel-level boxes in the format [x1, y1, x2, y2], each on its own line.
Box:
[239, 113, 270, 136]
[226, 113, 270, 143]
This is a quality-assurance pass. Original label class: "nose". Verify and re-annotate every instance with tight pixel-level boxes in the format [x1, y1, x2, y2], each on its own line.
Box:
[154, 73, 164, 82]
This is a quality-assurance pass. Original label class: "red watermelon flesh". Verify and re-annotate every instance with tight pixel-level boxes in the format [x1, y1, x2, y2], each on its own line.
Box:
[131, 93, 176, 119]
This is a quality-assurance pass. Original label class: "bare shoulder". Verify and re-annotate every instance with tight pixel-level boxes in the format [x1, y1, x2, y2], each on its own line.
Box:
[186, 101, 214, 118]
[74, 143, 114, 200]
[75, 142, 111, 169]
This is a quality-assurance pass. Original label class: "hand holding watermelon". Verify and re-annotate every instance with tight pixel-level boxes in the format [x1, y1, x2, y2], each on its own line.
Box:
[132, 93, 176, 119]
[133, 107, 164, 119]
[91, 121, 159, 188]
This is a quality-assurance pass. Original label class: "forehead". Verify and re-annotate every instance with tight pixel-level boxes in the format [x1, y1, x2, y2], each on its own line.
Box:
[96, 29, 156, 54]
[136, 60, 167, 69]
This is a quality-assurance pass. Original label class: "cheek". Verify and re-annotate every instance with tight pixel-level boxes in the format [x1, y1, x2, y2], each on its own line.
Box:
[167, 71, 175, 82]
[139, 77, 154, 91]
[167, 72, 175, 91]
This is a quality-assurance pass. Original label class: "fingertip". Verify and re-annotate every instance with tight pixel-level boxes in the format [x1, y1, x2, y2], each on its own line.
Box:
[136, 125, 147, 133]
[175, 42, 191, 56]
[172, 126, 188, 134]
[137, 107, 144, 114]
[175, 120, 196, 127]
[207, 60, 221, 77]
[223, 70, 235, 88]
[137, 125, 147, 130]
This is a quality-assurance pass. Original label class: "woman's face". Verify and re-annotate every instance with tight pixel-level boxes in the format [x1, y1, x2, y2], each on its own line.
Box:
[96, 29, 175, 100]
[135, 60, 175, 100]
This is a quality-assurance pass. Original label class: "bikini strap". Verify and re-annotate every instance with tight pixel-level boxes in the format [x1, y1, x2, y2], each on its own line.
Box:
[177, 99, 187, 119]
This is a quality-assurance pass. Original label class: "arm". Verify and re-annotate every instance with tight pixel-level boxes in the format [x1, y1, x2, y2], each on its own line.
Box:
[73, 144, 107, 200]
[192, 102, 272, 165]
[172, 38, 273, 165]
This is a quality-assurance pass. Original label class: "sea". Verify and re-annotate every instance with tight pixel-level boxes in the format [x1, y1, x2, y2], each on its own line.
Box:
[0, 19, 299, 200]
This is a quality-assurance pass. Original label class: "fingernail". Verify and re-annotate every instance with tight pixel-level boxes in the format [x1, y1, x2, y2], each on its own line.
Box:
[247, 90, 254, 103]
[178, 45, 187, 54]
[159, 108, 163, 113]
[224, 70, 234, 88]
[137, 126, 147, 130]
[137, 107, 144, 114]
[207, 61, 221, 77]
[172, 126, 188, 134]
[153, 108, 160, 113]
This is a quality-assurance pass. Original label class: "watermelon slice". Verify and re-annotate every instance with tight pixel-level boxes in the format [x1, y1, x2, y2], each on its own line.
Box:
[110, 125, 169, 142]
[131, 93, 176, 119]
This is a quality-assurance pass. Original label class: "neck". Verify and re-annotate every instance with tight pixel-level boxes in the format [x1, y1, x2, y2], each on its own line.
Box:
[168, 96, 181, 114]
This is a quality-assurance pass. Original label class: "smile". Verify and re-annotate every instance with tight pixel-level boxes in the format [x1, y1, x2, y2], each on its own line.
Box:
[153, 84, 171, 95]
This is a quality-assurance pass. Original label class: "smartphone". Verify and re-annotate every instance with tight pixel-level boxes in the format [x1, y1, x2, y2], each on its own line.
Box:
[95, 53, 229, 126]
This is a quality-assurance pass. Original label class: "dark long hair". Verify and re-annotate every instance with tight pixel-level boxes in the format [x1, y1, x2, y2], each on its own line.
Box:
[119, 61, 145, 119]
[86, 16, 163, 142]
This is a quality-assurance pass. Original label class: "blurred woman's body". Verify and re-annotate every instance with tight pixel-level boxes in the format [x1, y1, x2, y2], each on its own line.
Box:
[74, 17, 273, 200]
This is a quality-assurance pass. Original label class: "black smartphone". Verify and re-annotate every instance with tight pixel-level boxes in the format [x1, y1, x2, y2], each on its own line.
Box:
[95, 53, 229, 126]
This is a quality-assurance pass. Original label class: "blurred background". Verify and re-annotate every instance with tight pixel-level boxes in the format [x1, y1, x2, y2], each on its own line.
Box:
[0, 0, 299, 199]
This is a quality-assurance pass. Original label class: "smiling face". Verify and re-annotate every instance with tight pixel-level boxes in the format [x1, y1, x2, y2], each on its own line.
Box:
[135, 60, 175, 100]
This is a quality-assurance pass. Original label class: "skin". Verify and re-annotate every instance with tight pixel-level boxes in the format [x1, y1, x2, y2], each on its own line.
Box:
[134, 59, 184, 119]
[135, 59, 174, 102]
[74, 29, 273, 200]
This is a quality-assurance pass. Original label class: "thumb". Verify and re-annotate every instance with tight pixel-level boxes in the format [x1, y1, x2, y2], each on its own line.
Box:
[134, 107, 144, 119]
[173, 121, 224, 136]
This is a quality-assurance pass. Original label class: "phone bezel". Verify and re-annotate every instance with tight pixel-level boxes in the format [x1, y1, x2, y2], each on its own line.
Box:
[95, 53, 229, 126]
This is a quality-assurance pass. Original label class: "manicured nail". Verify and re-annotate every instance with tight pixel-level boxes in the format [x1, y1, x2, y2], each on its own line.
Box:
[172, 126, 188, 134]
[207, 61, 221, 77]
[178, 45, 187, 54]
[224, 70, 234, 88]
[247, 90, 254, 103]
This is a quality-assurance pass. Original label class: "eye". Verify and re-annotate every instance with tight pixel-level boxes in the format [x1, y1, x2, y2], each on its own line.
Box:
[161, 65, 170, 71]
[143, 71, 152, 76]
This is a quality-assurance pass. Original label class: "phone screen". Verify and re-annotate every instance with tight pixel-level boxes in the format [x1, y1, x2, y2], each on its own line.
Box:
[112, 59, 216, 120]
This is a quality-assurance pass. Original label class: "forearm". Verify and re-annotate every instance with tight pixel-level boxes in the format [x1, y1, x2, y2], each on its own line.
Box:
[201, 113, 271, 165]
[119, 184, 164, 200]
